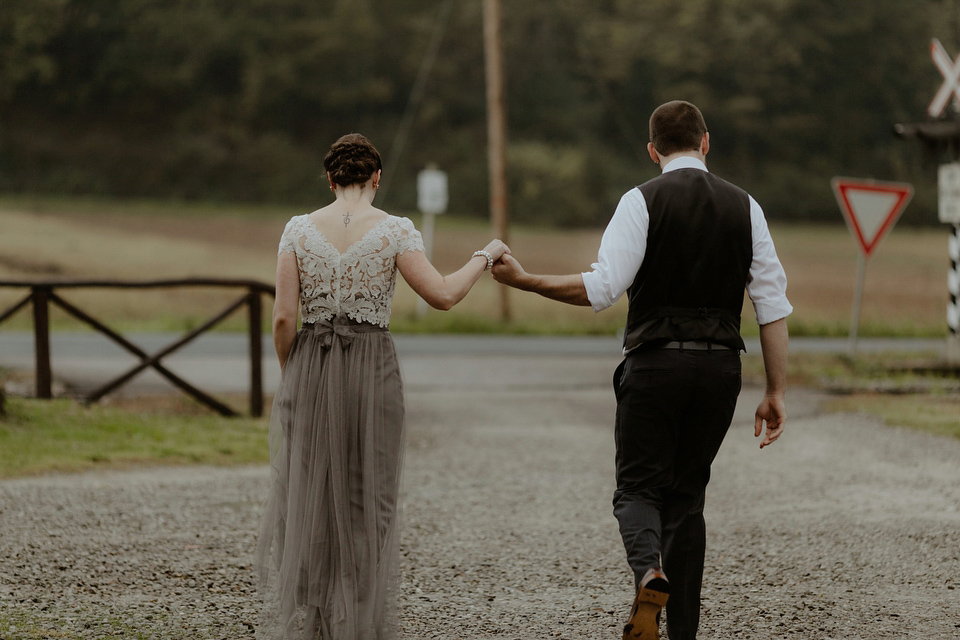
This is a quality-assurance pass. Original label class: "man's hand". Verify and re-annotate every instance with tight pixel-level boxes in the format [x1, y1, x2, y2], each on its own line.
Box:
[491, 254, 529, 290]
[754, 393, 786, 449]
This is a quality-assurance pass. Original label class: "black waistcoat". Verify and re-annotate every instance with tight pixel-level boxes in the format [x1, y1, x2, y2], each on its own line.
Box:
[623, 168, 753, 352]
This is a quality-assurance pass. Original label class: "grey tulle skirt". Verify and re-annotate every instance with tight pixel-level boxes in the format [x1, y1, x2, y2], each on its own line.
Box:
[255, 316, 404, 640]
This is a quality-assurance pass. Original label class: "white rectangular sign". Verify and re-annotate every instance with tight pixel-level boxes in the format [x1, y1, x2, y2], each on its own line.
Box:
[938, 162, 960, 223]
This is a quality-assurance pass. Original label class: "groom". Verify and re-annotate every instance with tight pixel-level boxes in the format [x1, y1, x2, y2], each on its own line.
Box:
[492, 100, 791, 640]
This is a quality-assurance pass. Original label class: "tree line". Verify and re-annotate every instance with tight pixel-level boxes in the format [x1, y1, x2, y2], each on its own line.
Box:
[2, 0, 960, 225]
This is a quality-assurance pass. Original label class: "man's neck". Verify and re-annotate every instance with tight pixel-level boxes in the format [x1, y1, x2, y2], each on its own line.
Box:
[658, 151, 705, 171]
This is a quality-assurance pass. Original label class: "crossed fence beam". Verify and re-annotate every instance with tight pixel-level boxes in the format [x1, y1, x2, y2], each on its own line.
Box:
[0, 278, 275, 417]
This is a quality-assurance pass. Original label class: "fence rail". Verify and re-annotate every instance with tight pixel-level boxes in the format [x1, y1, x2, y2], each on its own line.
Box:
[0, 278, 275, 417]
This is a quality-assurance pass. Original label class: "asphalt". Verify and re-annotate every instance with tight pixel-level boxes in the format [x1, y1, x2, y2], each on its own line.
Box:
[0, 331, 948, 398]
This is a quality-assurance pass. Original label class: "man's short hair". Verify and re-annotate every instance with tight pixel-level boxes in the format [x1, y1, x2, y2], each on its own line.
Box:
[649, 101, 707, 156]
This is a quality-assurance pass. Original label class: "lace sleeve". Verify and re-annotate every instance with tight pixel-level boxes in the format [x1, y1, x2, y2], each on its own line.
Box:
[278, 218, 298, 255]
[394, 217, 425, 255]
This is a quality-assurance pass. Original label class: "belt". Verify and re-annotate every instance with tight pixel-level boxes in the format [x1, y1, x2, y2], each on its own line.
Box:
[660, 341, 731, 351]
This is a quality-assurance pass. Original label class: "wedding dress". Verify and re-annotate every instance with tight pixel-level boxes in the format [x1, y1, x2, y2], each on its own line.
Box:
[255, 214, 424, 640]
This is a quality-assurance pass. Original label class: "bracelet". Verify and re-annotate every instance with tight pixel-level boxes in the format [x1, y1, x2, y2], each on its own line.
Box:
[472, 250, 494, 270]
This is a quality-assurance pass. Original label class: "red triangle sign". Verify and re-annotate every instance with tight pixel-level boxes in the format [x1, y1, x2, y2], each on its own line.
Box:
[831, 177, 913, 257]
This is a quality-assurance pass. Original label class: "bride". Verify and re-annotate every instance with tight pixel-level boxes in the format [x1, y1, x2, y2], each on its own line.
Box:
[254, 133, 509, 639]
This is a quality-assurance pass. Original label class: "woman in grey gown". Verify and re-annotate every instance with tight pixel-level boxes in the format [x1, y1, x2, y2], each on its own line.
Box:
[254, 133, 509, 640]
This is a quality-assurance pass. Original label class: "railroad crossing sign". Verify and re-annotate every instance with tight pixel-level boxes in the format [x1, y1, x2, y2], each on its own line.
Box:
[832, 177, 913, 257]
[929, 38, 960, 118]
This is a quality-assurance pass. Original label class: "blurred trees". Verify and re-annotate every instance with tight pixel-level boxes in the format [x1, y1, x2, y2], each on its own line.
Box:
[0, 0, 956, 225]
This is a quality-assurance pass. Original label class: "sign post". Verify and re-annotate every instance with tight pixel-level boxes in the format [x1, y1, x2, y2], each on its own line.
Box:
[416, 165, 449, 317]
[832, 177, 914, 354]
[939, 162, 960, 362]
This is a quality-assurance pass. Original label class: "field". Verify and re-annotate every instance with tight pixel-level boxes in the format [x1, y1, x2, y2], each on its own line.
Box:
[1, 196, 958, 478]
[0, 195, 954, 337]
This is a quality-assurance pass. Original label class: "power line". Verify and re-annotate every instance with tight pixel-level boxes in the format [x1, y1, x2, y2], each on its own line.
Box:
[378, 0, 455, 204]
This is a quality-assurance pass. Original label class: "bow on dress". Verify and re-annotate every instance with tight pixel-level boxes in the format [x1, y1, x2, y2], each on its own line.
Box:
[317, 315, 358, 349]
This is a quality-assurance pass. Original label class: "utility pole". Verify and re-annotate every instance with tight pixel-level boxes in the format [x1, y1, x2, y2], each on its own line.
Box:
[483, 0, 510, 322]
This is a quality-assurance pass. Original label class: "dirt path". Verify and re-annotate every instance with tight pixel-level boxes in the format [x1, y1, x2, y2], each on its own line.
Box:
[1, 353, 958, 639]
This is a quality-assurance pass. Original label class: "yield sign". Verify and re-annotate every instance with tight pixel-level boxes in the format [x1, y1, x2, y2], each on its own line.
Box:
[832, 177, 913, 258]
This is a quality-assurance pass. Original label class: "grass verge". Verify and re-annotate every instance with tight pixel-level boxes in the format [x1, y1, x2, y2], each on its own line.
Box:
[0, 607, 199, 640]
[741, 350, 960, 441]
[0, 395, 268, 478]
[824, 393, 960, 439]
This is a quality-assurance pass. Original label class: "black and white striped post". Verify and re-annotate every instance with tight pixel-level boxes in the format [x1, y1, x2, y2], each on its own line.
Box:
[949, 223, 960, 362]
[937, 162, 960, 364]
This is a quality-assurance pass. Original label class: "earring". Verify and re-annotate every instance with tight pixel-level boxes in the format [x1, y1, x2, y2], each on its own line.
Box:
[373, 183, 379, 190]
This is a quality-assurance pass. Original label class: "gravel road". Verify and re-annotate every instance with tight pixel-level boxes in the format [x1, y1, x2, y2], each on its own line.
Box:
[1, 352, 959, 639]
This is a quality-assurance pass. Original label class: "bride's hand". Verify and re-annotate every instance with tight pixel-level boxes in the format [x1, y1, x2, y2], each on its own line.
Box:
[482, 239, 511, 263]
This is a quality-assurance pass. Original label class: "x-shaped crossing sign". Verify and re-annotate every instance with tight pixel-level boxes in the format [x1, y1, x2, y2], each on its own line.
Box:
[929, 38, 960, 118]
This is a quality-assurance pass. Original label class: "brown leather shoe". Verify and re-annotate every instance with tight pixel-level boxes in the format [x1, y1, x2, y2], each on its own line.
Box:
[622, 568, 669, 640]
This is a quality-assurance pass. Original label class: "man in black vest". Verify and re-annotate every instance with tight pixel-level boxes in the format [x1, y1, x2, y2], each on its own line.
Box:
[492, 100, 791, 640]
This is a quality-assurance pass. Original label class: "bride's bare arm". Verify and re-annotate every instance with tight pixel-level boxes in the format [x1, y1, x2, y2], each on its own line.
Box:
[397, 239, 509, 310]
[273, 251, 300, 366]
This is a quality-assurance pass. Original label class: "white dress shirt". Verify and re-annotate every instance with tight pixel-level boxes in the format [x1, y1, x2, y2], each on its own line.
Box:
[580, 157, 793, 325]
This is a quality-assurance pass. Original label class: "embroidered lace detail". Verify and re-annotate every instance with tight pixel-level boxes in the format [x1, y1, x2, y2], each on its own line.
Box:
[277, 214, 424, 327]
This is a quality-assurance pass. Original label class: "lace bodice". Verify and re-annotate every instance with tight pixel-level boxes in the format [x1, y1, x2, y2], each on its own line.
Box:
[278, 214, 424, 327]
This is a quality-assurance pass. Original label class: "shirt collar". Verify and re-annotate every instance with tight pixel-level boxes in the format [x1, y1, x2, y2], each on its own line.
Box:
[661, 156, 708, 173]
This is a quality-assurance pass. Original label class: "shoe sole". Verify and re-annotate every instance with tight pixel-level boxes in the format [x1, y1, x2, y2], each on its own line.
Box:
[622, 584, 669, 640]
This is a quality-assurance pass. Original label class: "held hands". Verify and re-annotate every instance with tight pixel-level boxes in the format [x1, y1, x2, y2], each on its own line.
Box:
[481, 239, 511, 264]
[754, 392, 786, 449]
[490, 254, 528, 289]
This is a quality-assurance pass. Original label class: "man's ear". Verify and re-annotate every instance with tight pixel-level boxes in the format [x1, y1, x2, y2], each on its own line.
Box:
[647, 142, 660, 165]
[701, 133, 710, 157]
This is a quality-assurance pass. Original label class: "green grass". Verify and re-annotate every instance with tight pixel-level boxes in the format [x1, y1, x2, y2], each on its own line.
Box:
[0, 608, 195, 640]
[388, 306, 626, 335]
[0, 396, 268, 478]
[740, 349, 960, 441]
[825, 393, 960, 439]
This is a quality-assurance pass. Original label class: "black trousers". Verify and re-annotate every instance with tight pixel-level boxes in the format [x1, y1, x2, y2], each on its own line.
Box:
[612, 346, 741, 640]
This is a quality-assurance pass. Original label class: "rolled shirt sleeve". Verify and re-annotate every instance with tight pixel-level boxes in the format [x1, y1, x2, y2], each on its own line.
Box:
[746, 196, 793, 324]
[581, 189, 650, 312]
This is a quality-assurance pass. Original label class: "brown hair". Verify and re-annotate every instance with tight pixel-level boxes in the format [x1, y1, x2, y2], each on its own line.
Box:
[323, 133, 383, 187]
[649, 101, 707, 156]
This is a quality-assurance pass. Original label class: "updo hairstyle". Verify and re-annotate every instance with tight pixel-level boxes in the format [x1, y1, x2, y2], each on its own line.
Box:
[323, 133, 383, 187]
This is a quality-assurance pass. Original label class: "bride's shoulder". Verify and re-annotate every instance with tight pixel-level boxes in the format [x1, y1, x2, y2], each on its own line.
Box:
[383, 215, 424, 254]
[382, 213, 417, 230]
[285, 211, 312, 225]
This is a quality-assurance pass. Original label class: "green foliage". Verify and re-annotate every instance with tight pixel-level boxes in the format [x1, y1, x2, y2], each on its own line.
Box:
[0, 0, 956, 223]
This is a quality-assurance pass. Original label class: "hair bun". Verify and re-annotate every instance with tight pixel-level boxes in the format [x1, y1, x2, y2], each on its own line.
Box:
[323, 134, 383, 187]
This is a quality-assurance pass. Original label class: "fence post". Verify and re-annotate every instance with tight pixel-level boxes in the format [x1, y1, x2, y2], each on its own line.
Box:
[248, 288, 264, 417]
[32, 286, 53, 398]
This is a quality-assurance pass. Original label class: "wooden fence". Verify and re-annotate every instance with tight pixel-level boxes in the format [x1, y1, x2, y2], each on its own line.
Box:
[0, 278, 275, 417]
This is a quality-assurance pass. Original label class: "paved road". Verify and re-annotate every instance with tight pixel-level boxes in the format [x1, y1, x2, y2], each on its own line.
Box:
[0, 331, 948, 397]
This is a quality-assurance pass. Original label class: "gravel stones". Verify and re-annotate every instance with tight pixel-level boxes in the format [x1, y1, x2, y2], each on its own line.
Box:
[1, 353, 959, 639]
